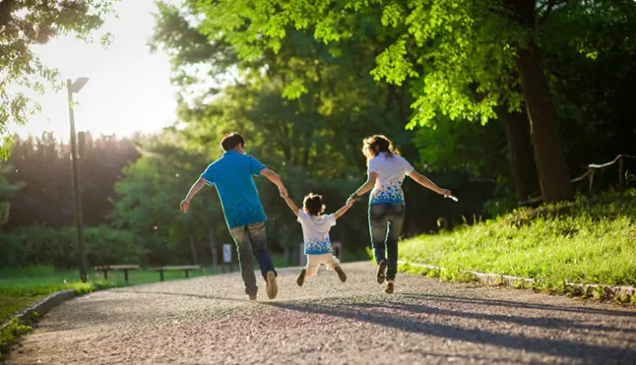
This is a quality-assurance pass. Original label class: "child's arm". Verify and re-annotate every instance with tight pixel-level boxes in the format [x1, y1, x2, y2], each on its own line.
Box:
[407, 170, 450, 196]
[334, 199, 354, 220]
[282, 194, 300, 217]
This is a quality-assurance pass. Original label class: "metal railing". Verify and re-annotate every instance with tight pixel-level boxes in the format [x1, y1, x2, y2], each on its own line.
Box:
[522, 154, 636, 205]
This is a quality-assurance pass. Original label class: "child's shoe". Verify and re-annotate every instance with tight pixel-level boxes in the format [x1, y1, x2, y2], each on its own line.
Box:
[334, 265, 347, 282]
[296, 268, 307, 286]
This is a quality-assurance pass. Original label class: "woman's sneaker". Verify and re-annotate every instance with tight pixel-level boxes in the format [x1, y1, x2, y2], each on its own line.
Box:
[334, 265, 347, 282]
[296, 268, 307, 286]
[385, 281, 395, 294]
[376, 260, 387, 284]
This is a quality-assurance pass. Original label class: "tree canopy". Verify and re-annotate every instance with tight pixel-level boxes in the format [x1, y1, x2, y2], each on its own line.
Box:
[0, 0, 115, 158]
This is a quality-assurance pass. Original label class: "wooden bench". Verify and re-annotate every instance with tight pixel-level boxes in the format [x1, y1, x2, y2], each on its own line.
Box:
[151, 265, 201, 282]
[94, 265, 140, 283]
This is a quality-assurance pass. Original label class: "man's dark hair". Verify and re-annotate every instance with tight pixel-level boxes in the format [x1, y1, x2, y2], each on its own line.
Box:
[220, 132, 246, 151]
[303, 193, 325, 216]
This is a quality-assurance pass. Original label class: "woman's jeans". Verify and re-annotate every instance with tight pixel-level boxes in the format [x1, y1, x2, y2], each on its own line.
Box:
[369, 203, 406, 281]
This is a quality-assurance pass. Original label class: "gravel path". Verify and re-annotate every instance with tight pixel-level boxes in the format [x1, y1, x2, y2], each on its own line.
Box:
[7, 262, 636, 365]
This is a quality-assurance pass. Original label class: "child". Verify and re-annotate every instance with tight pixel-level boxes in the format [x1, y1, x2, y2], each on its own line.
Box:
[180, 132, 288, 301]
[281, 192, 353, 286]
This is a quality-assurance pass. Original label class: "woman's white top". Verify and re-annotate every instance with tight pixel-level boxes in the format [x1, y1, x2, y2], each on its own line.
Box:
[367, 152, 414, 206]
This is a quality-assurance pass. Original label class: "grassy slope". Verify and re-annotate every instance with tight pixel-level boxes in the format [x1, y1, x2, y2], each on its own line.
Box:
[399, 191, 636, 286]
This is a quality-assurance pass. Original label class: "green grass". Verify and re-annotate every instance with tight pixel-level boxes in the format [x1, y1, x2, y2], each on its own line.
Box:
[0, 252, 296, 322]
[398, 190, 636, 288]
[0, 254, 297, 359]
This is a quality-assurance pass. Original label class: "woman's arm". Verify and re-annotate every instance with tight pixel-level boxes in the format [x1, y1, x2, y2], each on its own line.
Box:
[347, 172, 378, 205]
[407, 170, 450, 196]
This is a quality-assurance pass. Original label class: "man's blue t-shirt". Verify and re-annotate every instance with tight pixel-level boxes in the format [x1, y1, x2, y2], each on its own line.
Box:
[200, 151, 267, 229]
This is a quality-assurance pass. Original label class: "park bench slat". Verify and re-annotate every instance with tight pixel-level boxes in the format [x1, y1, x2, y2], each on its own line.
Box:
[151, 265, 200, 270]
[151, 265, 201, 281]
[94, 265, 140, 283]
[94, 265, 140, 270]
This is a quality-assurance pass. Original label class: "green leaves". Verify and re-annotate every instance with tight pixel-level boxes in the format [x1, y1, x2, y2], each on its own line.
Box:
[381, 2, 405, 28]
[0, 0, 116, 158]
[282, 78, 309, 99]
[371, 37, 419, 86]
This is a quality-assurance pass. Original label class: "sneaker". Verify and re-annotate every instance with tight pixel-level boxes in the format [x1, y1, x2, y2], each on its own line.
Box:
[266, 271, 278, 299]
[385, 281, 394, 294]
[376, 260, 387, 284]
[249, 294, 257, 301]
[296, 268, 307, 287]
[334, 265, 347, 283]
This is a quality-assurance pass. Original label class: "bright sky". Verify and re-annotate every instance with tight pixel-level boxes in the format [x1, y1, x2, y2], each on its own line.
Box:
[10, 0, 177, 140]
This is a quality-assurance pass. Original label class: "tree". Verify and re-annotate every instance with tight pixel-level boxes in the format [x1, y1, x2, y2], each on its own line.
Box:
[110, 132, 229, 265]
[190, 0, 576, 202]
[0, 0, 115, 158]
[0, 161, 23, 226]
[5, 133, 138, 228]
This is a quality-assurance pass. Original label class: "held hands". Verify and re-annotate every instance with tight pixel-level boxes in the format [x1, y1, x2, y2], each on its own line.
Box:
[180, 199, 190, 213]
[278, 185, 288, 198]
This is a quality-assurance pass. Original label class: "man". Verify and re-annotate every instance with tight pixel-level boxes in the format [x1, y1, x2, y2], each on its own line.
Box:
[180, 132, 288, 300]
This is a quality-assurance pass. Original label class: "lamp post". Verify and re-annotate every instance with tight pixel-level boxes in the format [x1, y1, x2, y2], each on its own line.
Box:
[67, 77, 89, 283]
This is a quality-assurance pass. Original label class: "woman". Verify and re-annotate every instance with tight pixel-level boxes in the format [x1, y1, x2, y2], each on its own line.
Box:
[347, 135, 450, 293]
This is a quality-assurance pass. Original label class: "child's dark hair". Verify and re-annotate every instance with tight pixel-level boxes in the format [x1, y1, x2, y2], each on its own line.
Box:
[303, 193, 325, 216]
[362, 134, 400, 159]
[220, 132, 246, 151]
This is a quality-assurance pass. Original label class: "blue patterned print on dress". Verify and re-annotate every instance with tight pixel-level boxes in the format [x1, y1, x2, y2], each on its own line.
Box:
[223, 200, 267, 229]
[304, 237, 333, 255]
[370, 181, 405, 205]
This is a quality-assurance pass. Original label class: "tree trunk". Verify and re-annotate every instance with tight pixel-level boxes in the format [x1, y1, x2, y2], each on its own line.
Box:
[497, 106, 540, 204]
[506, 0, 574, 203]
[189, 234, 199, 265]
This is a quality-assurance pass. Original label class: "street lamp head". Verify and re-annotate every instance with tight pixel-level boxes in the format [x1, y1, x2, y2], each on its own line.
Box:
[70, 77, 90, 93]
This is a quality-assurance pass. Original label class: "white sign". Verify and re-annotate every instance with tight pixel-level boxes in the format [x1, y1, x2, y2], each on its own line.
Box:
[223, 243, 232, 263]
[299, 243, 307, 266]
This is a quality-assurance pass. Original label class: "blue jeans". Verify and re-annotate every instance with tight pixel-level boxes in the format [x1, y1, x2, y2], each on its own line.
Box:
[369, 203, 406, 281]
[229, 221, 276, 296]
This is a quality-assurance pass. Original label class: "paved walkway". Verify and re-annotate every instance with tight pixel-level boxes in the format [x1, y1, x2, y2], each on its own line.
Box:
[7, 262, 636, 365]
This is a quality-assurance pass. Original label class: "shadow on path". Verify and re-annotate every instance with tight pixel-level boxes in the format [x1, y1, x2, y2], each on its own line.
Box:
[264, 294, 636, 365]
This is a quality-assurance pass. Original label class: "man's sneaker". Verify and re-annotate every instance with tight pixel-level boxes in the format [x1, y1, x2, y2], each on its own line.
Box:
[266, 271, 278, 299]
[376, 260, 387, 284]
[385, 281, 395, 294]
[296, 268, 307, 286]
[334, 265, 347, 283]
[249, 294, 257, 301]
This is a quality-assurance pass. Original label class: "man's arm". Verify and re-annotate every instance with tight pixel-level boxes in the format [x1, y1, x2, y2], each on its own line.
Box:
[180, 178, 207, 212]
[260, 168, 288, 197]
[347, 172, 378, 205]
[407, 170, 450, 196]
[281, 195, 300, 217]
